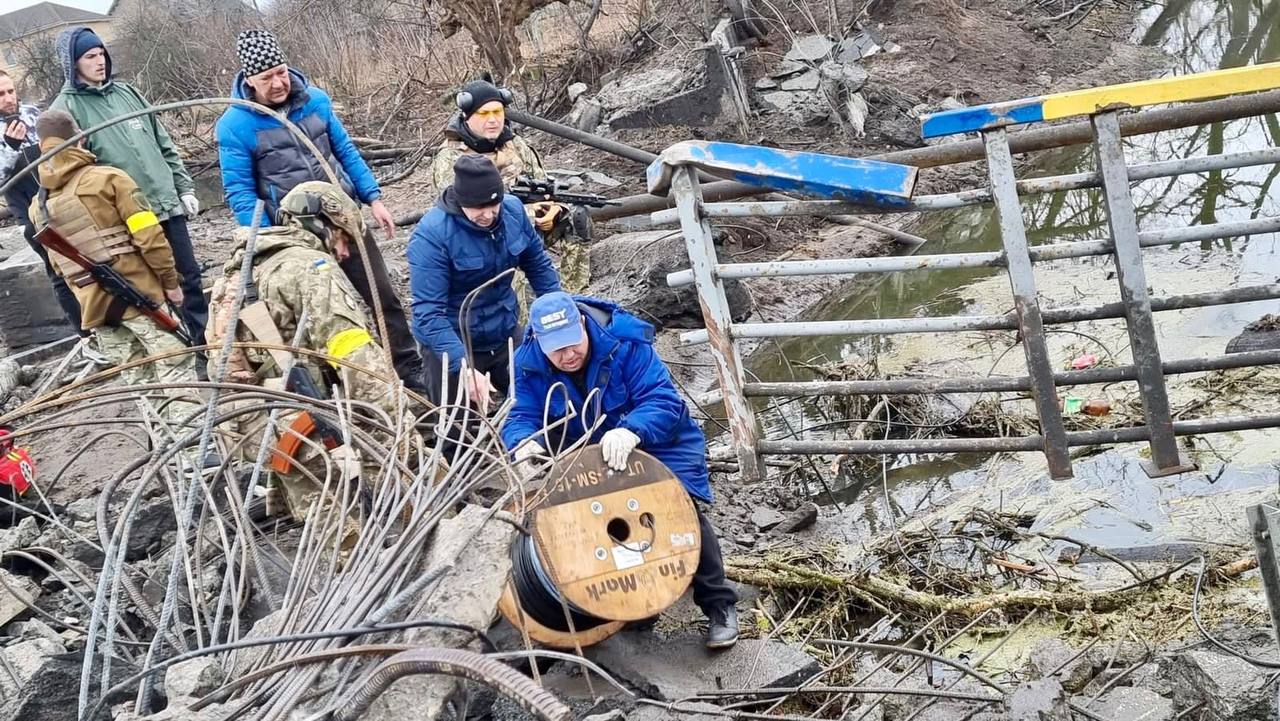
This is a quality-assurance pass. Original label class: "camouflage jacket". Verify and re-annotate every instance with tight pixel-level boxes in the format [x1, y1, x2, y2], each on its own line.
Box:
[431, 117, 545, 191]
[205, 223, 400, 419]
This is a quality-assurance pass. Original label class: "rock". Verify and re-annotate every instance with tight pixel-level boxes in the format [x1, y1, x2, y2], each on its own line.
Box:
[124, 497, 179, 561]
[757, 91, 828, 125]
[750, 507, 785, 531]
[6, 618, 63, 645]
[784, 34, 834, 63]
[1092, 687, 1175, 721]
[780, 70, 820, 92]
[1006, 678, 1071, 720]
[772, 502, 819, 534]
[361, 506, 516, 721]
[1161, 650, 1276, 720]
[0, 567, 40, 627]
[631, 701, 723, 720]
[588, 631, 820, 700]
[568, 82, 589, 102]
[818, 61, 868, 93]
[582, 171, 622, 189]
[567, 97, 603, 133]
[0, 643, 133, 721]
[64, 497, 98, 523]
[588, 231, 752, 329]
[0, 515, 38, 555]
[164, 656, 225, 700]
[755, 77, 778, 90]
[770, 60, 810, 79]
[1027, 638, 1096, 692]
[596, 66, 689, 117]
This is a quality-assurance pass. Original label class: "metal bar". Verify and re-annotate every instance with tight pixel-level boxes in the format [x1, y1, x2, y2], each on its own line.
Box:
[652, 145, 1280, 225]
[727, 347, 1280, 399]
[984, 127, 1073, 479]
[1093, 110, 1190, 476]
[670, 165, 763, 481]
[666, 214, 1280, 288]
[600, 89, 1280, 222]
[1247, 504, 1280, 653]
[681, 278, 1280, 344]
[507, 109, 659, 165]
[757, 411, 1280, 455]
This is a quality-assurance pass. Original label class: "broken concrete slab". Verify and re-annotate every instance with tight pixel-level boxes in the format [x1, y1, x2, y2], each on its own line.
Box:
[1, 645, 133, 721]
[1026, 638, 1097, 692]
[757, 90, 829, 125]
[1006, 678, 1071, 721]
[755, 77, 778, 90]
[780, 70, 820, 92]
[1161, 650, 1277, 720]
[1092, 686, 1175, 721]
[784, 34, 835, 63]
[0, 515, 39, 556]
[0, 248, 75, 351]
[5, 618, 64, 645]
[587, 631, 820, 700]
[771, 502, 819, 535]
[819, 60, 868, 93]
[568, 82, 589, 102]
[589, 231, 752, 329]
[361, 506, 516, 721]
[164, 656, 225, 700]
[605, 46, 737, 131]
[750, 507, 785, 531]
[0, 568, 40, 627]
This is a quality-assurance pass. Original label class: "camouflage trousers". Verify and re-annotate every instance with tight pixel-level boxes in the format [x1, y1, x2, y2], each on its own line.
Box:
[513, 235, 590, 327]
[95, 315, 201, 428]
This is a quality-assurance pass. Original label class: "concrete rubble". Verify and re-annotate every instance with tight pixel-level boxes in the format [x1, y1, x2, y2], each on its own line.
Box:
[586, 631, 821, 700]
[588, 230, 753, 328]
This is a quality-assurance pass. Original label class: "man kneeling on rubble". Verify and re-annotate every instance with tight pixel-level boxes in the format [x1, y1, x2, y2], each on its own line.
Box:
[206, 181, 409, 530]
[501, 292, 740, 649]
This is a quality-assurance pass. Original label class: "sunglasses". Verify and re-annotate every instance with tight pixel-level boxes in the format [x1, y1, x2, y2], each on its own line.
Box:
[472, 107, 505, 119]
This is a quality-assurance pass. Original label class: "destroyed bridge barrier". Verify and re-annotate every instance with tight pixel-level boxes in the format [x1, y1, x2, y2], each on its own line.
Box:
[652, 61, 1280, 483]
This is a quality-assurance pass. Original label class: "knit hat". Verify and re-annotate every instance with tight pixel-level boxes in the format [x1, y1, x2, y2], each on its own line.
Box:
[71, 28, 104, 62]
[457, 80, 510, 118]
[452, 155, 504, 208]
[237, 30, 288, 78]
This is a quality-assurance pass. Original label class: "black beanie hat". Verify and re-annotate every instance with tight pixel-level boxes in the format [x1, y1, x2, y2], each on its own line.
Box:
[458, 80, 509, 118]
[452, 155, 504, 207]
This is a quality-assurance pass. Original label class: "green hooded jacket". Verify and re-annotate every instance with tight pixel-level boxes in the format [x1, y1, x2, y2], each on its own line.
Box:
[50, 27, 194, 219]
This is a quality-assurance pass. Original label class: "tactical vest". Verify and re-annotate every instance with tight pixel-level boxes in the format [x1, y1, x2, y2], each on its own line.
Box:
[39, 167, 136, 287]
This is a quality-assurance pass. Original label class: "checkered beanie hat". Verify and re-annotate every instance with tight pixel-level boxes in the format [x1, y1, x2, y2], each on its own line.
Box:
[237, 29, 287, 78]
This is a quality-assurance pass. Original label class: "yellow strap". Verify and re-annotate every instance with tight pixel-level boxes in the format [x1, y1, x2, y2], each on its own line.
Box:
[326, 328, 373, 367]
[126, 210, 159, 234]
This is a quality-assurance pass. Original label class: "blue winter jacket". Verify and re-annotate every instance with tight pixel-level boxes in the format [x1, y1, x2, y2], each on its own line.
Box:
[501, 296, 712, 502]
[215, 68, 380, 226]
[408, 190, 561, 371]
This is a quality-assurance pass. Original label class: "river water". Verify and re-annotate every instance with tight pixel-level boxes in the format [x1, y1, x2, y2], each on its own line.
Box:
[738, 0, 1280, 541]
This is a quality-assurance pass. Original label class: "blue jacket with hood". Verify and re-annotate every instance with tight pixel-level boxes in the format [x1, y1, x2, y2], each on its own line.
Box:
[215, 68, 380, 226]
[501, 296, 712, 502]
[408, 190, 560, 371]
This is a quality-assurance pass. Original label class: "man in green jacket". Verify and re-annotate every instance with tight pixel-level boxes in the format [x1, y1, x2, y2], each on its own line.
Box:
[50, 27, 208, 348]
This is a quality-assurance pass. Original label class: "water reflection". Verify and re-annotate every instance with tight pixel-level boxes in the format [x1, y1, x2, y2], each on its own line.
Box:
[738, 0, 1280, 503]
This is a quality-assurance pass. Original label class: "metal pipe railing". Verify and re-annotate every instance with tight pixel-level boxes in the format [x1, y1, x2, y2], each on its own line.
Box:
[757, 411, 1280, 455]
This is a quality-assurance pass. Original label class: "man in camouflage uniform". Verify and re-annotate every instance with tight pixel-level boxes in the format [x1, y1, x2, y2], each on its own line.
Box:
[432, 79, 590, 301]
[27, 110, 200, 429]
[206, 181, 408, 528]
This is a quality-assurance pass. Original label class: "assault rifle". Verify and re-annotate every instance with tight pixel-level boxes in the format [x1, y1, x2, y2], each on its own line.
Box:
[33, 224, 191, 344]
[510, 176, 620, 208]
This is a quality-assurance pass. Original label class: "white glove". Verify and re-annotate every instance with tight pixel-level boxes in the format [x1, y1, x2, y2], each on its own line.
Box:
[600, 428, 641, 471]
[513, 439, 546, 463]
[180, 193, 200, 217]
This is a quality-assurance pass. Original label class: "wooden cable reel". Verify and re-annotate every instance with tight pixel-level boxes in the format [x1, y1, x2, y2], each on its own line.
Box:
[498, 445, 701, 648]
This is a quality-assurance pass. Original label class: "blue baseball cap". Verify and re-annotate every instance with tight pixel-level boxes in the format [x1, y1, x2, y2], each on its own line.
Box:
[529, 292, 585, 353]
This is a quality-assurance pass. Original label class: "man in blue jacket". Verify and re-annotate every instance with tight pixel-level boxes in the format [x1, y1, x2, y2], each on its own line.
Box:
[408, 155, 560, 409]
[215, 29, 423, 392]
[502, 292, 740, 649]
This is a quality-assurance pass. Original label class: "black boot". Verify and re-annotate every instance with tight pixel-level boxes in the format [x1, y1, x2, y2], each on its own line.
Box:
[706, 605, 738, 650]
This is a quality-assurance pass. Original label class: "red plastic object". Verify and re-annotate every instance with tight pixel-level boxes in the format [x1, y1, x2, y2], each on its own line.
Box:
[1071, 353, 1099, 370]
